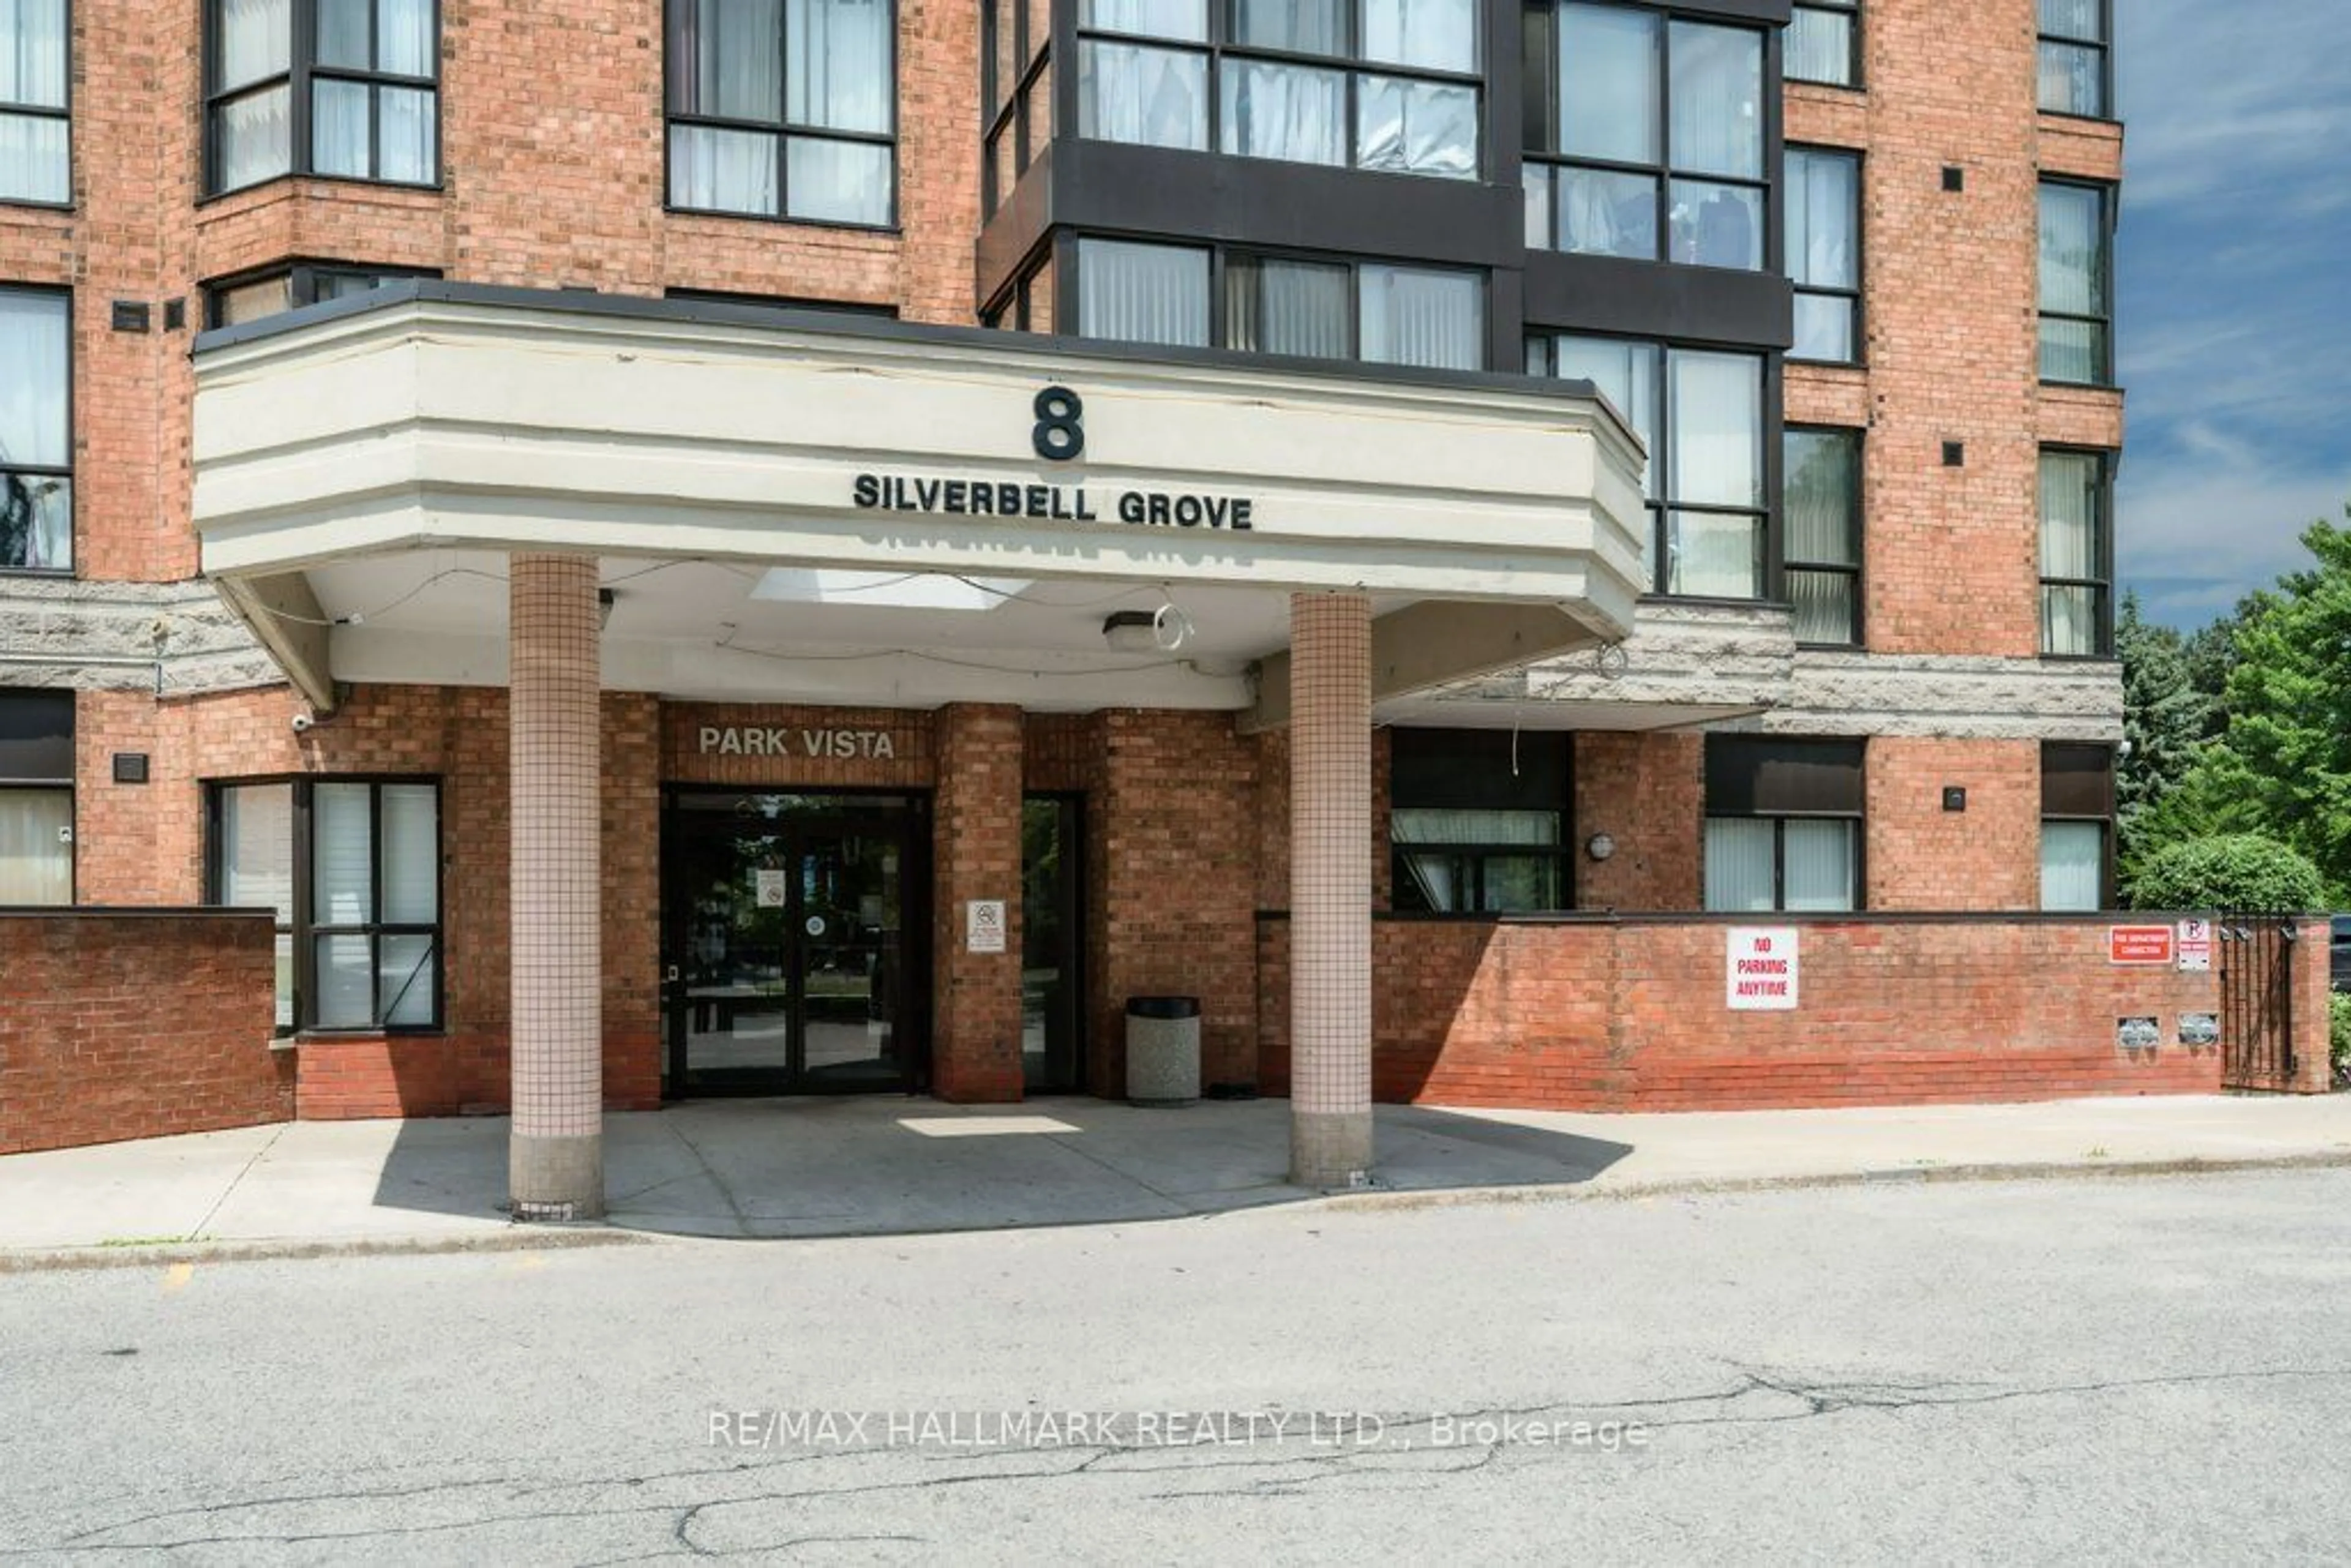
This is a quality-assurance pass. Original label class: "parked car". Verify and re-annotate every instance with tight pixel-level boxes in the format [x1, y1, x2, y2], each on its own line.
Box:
[2331, 915, 2351, 993]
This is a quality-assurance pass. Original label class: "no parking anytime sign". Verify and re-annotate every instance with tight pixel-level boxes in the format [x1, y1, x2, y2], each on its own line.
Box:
[1727, 928, 1799, 1011]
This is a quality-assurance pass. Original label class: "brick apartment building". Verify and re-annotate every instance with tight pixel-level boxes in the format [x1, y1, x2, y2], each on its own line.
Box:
[0, 0, 2207, 1215]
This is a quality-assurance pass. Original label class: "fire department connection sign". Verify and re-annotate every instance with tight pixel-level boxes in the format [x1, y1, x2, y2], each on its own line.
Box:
[1727, 928, 1799, 1011]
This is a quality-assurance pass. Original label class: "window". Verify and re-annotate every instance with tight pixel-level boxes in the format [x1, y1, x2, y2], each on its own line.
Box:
[1786, 2, 1858, 89]
[2039, 181, 2112, 385]
[209, 778, 442, 1032]
[204, 262, 439, 328]
[1390, 729, 1571, 913]
[1529, 334, 1766, 598]
[1786, 146, 1859, 362]
[2039, 448, 2112, 658]
[1523, 4, 1766, 272]
[983, 0, 1053, 215]
[1704, 737, 1862, 913]
[1784, 427, 1860, 646]
[0, 0, 69, 203]
[2037, 0, 2108, 118]
[666, 287, 899, 320]
[204, 0, 441, 196]
[667, 0, 896, 227]
[2041, 743, 2113, 911]
[1078, 237, 1485, 369]
[983, 250, 1056, 332]
[1076, 0, 1482, 181]
[0, 285, 69, 573]
[0, 691, 72, 906]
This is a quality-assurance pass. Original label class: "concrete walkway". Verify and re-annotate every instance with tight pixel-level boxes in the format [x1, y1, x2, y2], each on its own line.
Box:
[2, 1094, 2347, 1261]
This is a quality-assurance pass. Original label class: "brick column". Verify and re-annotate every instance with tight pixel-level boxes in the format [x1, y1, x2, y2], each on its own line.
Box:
[508, 553, 604, 1220]
[1289, 593, 1373, 1187]
[932, 703, 1025, 1102]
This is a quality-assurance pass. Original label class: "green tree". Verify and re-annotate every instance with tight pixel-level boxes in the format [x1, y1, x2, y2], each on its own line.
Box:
[2130, 833, 2325, 913]
[2113, 591, 2209, 869]
[2130, 512, 2351, 904]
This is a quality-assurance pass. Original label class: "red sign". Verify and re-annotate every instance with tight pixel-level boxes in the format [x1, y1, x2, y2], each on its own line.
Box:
[2108, 926, 2176, 966]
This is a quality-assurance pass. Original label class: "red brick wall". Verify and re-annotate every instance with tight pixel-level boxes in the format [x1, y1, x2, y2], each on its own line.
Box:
[1865, 739, 2040, 911]
[1087, 710, 1261, 1093]
[0, 911, 291, 1155]
[1574, 732, 1703, 910]
[932, 703, 1025, 1101]
[1261, 915, 2230, 1112]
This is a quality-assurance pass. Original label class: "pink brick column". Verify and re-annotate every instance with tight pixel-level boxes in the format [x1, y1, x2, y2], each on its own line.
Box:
[509, 553, 604, 1220]
[1289, 592, 1373, 1187]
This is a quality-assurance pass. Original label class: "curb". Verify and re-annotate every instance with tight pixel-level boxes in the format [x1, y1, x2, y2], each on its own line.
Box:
[0, 1225, 647, 1275]
[1314, 1149, 2351, 1214]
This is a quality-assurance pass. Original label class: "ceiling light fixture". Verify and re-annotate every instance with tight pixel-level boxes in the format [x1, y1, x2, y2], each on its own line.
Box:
[1102, 603, 1194, 655]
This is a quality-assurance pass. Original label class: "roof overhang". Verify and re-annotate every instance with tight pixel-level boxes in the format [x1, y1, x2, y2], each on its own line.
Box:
[191, 285, 1649, 719]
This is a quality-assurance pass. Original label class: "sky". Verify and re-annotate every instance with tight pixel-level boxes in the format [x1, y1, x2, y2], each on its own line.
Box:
[2115, 0, 2351, 628]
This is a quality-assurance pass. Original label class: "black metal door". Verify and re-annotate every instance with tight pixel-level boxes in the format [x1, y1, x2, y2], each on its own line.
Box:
[2217, 916, 2297, 1091]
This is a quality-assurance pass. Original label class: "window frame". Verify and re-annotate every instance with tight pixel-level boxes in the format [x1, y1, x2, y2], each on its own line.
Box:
[201, 0, 446, 199]
[1782, 424, 1862, 648]
[0, 0, 72, 208]
[0, 282, 72, 577]
[662, 0, 902, 231]
[0, 689, 75, 906]
[2038, 177, 2115, 388]
[1702, 736, 1866, 913]
[206, 775, 446, 1036]
[1388, 727, 1574, 915]
[983, 0, 1054, 216]
[2039, 740, 2115, 911]
[2038, 445, 2114, 660]
[1067, 233, 1489, 369]
[1526, 331, 1773, 604]
[1071, 0, 1487, 182]
[1785, 0, 1860, 91]
[1785, 143, 1861, 366]
[202, 260, 441, 329]
[1521, 1, 1772, 273]
[2035, 0, 2112, 121]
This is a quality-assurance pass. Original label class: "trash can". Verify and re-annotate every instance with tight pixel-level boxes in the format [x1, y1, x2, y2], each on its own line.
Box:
[1125, 996, 1201, 1106]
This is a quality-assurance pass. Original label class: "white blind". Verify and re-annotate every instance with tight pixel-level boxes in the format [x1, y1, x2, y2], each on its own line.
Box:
[312, 782, 374, 925]
[1783, 819, 1856, 912]
[221, 782, 295, 921]
[380, 783, 438, 924]
[2041, 822, 2104, 911]
[789, 0, 891, 133]
[1359, 264, 1480, 370]
[0, 788, 69, 905]
[0, 0, 67, 105]
[1077, 239, 1210, 347]
[1703, 818, 1775, 913]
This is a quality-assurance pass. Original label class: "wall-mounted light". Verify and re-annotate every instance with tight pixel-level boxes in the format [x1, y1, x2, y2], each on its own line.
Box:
[1585, 832, 1616, 863]
[1103, 602, 1193, 654]
[598, 587, 617, 630]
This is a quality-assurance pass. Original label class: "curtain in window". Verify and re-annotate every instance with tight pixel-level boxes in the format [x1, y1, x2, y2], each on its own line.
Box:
[380, 0, 435, 76]
[1082, 0, 1205, 39]
[1785, 429, 1858, 642]
[380, 783, 437, 923]
[0, 0, 66, 202]
[1670, 350, 1761, 509]
[1558, 2, 1657, 164]
[0, 289, 67, 571]
[1785, 7, 1852, 87]
[1703, 817, 1775, 912]
[2039, 183, 2105, 379]
[787, 137, 888, 222]
[222, 782, 296, 1029]
[1226, 257, 1348, 358]
[2039, 0, 2102, 40]
[2040, 451, 2101, 655]
[313, 782, 374, 929]
[1230, 0, 1340, 53]
[1668, 21, 1760, 179]
[311, 80, 369, 177]
[1359, 265, 1480, 370]
[789, 0, 891, 134]
[1787, 151, 1857, 291]
[1395, 809, 1558, 915]
[1221, 59, 1344, 166]
[218, 0, 289, 88]
[1782, 819, 1856, 911]
[1668, 511, 1761, 598]
[672, 127, 778, 214]
[1552, 336, 1656, 495]
[0, 789, 68, 904]
[1362, 0, 1476, 73]
[1078, 40, 1206, 149]
[675, 0, 782, 119]
[1557, 167, 1655, 258]
[1357, 75, 1475, 178]
[2038, 42, 2103, 116]
[1077, 239, 1210, 347]
[1392, 809, 1560, 847]
[315, 0, 369, 69]
[2041, 820, 2104, 912]
[378, 86, 435, 182]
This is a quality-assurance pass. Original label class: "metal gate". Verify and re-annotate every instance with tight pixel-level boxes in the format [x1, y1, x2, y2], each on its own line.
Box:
[2216, 916, 2297, 1091]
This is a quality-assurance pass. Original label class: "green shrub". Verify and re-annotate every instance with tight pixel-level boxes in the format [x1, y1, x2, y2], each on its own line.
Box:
[2128, 834, 2327, 913]
[2330, 992, 2351, 1080]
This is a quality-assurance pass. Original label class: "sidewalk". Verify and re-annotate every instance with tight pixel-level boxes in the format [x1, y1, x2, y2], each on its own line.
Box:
[2, 1094, 2347, 1262]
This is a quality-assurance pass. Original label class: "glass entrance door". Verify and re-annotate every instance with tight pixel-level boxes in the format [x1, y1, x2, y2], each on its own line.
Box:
[1022, 794, 1086, 1093]
[663, 792, 928, 1096]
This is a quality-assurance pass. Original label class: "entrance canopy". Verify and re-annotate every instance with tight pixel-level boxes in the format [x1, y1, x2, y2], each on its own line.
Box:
[191, 285, 1647, 720]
